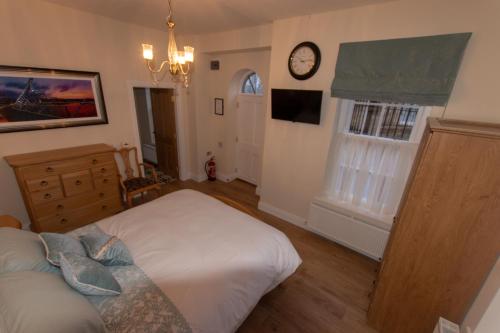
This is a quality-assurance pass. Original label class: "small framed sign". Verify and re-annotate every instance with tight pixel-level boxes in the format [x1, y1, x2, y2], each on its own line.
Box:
[214, 98, 224, 116]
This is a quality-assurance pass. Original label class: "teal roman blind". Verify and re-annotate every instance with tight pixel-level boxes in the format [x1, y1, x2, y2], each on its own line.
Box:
[331, 33, 472, 106]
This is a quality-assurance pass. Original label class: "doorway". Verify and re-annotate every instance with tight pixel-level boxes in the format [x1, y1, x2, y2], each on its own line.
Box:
[133, 87, 179, 180]
[235, 72, 265, 185]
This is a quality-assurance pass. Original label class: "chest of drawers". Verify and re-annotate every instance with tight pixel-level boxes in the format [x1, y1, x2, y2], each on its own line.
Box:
[5, 144, 123, 233]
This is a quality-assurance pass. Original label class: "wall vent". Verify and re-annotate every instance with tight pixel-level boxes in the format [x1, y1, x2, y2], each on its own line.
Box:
[210, 60, 220, 70]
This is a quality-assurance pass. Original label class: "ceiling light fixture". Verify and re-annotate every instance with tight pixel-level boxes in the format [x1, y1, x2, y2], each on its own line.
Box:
[141, 0, 194, 87]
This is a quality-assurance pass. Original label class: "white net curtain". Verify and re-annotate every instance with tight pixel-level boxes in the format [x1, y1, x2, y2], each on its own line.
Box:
[324, 100, 430, 222]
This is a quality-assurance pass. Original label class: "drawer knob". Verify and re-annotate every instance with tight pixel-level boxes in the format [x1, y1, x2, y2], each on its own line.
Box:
[56, 204, 64, 210]
[103, 179, 109, 184]
[75, 180, 82, 186]
[92, 159, 98, 164]
[46, 167, 54, 173]
[44, 193, 52, 199]
[60, 218, 68, 225]
[99, 192, 105, 198]
[40, 180, 48, 187]
[100, 168, 107, 173]
[102, 205, 108, 210]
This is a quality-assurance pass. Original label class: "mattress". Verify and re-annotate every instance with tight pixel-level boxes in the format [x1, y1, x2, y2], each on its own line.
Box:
[94, 189, 302, 333]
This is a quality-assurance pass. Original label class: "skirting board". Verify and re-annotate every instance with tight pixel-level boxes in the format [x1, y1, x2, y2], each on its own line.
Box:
[193, 173, 208, 182]
[217, 172, 237, 183]
[179, 172, 191, 182]
[192, 173, 236, 183]
[257, 201, 307, 228]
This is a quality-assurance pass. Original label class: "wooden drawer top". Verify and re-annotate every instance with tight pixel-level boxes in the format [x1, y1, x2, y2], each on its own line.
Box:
[4, 144, 115, 167]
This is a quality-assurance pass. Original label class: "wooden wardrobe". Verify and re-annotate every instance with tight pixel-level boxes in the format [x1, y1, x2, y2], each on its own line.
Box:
[368, 118, 500, 333]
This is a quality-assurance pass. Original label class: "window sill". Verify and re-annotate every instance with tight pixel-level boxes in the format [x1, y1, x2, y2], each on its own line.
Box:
[311, 196, 393, 232]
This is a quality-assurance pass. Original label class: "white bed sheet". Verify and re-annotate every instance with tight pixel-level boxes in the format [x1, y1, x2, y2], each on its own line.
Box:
[95, 189, 301, 333]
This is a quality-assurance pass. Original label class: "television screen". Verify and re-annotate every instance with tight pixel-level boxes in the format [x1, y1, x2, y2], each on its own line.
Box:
[271, 89, 322, 125]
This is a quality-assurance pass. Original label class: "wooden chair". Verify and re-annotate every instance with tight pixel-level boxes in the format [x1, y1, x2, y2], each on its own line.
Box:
[115, 146, 162, 208]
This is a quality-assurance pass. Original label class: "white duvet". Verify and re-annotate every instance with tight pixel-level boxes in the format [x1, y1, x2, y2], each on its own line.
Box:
[95, 189, 301, 333]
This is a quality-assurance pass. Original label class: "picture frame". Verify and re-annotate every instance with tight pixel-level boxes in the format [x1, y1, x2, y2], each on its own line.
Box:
[214, 98, 224, 116]
[0, 65, 108, 133]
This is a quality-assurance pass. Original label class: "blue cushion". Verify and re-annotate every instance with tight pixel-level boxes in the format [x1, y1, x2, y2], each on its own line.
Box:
[0, 271, 106, 333]
[59, 253, 121, 296]
[79, 230, 133, 266]
[39, 233, 86, 267]
[0, 228, 59, 275]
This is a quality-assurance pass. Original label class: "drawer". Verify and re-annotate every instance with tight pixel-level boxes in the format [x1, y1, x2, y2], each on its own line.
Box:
[94, 174, 119, 188]
[36, 197, 122, 233]
[33, 187, 121, 219]
[91, 162, 116, 178]
[88, 153, 115, 167]
[62, 170, 94, 197]
[30, 187, 64, 205]
[95, 186, 121, 201]
[95, 196, 123, 215]
[25, 175, 60, 192]
[19, 158, 88, 180]
[18, 153, 115, 180]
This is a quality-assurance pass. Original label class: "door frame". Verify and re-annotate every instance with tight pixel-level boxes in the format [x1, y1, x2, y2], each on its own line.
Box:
[126, 80, 189, 181]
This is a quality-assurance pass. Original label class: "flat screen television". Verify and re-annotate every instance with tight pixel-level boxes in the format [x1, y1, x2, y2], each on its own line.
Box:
[271, 88, 322, 125]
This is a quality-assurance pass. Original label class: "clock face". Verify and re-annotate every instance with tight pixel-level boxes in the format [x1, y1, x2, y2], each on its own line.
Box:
[288, 42, 321, 80]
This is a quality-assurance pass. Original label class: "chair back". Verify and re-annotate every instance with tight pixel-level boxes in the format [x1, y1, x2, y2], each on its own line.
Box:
[115, 146, 142, 181]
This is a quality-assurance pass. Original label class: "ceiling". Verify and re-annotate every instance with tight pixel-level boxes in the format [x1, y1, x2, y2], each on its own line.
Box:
[44, 0, 395, 35]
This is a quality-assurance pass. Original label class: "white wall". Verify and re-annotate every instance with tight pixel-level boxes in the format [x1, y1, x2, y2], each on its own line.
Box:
[259, 0, 500, 222]
[195, 24, 272, 54]
[185, 29, 271, 181]
[474, 289, 500, 333]
[0, 0, 176, 226]
[462, 259, 500, 332]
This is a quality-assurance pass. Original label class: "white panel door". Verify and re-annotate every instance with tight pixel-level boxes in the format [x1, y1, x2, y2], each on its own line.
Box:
[236, 94, 264, 185]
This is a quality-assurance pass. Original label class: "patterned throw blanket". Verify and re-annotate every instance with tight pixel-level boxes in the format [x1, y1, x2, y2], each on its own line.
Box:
[68, 225, 192, 333]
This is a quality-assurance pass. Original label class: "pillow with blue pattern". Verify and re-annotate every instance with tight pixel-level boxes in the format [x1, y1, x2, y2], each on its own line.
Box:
[79, 230, 133, 266]
[39, 232, 86, 267]
[59, 252, 121, 296]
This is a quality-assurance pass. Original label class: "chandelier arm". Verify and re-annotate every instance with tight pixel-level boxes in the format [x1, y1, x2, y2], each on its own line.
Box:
[157, 68, 170, 83]
[177, 62, 190, 76]
[146, 60, 171, 74]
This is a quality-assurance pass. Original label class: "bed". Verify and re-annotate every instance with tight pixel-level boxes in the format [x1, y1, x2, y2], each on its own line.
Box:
[3, 189, 301, 333]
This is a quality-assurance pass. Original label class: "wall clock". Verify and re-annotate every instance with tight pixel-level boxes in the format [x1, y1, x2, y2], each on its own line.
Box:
[288, 41, 321, 80]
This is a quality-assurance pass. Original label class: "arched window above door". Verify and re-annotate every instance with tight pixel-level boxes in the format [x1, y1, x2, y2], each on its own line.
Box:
[241, 72, 263, 95]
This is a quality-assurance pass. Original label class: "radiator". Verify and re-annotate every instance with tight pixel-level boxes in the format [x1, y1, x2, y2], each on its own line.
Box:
[307, 201, 391, 261]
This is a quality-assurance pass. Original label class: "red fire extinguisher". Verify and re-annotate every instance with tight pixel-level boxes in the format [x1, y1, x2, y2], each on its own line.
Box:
[205, 156, 216, 181]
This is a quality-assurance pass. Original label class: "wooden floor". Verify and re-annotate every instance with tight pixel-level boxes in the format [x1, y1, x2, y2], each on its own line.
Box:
[158, 179, 378, 333]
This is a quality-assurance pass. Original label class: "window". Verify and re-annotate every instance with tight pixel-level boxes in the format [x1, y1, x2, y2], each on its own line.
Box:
[324, 100, 430, 222]
[241, 72, 263, 95]
[348, 101, 420, 141]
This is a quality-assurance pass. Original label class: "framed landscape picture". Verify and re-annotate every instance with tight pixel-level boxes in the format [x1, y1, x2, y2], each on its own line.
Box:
[0, 65, 108, 133]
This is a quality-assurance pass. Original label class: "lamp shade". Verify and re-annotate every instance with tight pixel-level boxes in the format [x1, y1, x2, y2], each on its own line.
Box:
[142, 44, 154, 60]
[184, 46, 194, 62]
